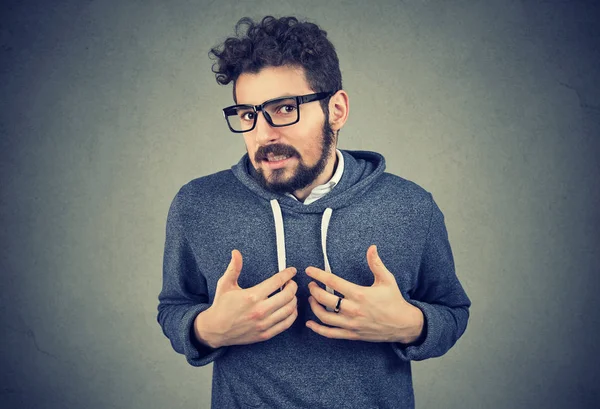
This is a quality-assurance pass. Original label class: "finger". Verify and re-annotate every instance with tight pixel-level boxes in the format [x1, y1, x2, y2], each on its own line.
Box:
[305, 266, 359, 298]
[258, 294, 297, 331]
[219, 249, 243, 290]
[306, 320, 359, 340]
[308, 281, 355, 316]
[258, 301, 298, 342]
[308, 295, 349, 329]
[366, 245, 393, 285]
[258, 279, 298, 318]
[252, 267, 297, 299]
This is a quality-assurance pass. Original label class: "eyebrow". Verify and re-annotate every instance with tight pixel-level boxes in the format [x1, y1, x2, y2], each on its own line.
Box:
[237, 93, 299, 106]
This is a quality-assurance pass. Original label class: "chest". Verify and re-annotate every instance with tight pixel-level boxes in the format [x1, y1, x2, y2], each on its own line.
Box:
[186, 204, 427, 302]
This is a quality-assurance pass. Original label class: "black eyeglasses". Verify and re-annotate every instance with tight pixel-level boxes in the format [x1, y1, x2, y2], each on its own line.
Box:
[222, 91, 334, 133]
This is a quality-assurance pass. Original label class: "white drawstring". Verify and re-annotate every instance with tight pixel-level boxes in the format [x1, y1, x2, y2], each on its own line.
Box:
[270, 199, 287, 291]
[270, 199, 336, 310]
[321, 208, 335, 311]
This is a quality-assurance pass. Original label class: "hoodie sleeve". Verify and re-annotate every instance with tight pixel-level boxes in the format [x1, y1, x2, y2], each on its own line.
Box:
[391, 192, 471, 361]
[157, 189, 228, 366]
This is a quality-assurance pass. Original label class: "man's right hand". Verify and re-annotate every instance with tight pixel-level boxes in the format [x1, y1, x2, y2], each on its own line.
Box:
[193, 249, 298, 348]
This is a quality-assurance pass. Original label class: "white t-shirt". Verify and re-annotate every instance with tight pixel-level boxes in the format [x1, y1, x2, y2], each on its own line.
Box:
[285, 149, 344, 205]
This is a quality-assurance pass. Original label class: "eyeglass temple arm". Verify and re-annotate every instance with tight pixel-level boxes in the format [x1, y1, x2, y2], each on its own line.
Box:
[299, 91, 334, 104]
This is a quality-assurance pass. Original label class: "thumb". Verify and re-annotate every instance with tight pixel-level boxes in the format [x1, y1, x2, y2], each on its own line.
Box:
[366, 245, 393, 285]
[218, 249, 243, 290]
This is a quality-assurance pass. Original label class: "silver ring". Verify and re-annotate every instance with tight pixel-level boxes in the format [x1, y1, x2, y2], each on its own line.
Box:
[333, 296, 343, 313]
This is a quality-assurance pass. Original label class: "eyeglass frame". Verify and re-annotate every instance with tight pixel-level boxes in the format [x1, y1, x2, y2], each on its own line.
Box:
[222, 91, 334, 133]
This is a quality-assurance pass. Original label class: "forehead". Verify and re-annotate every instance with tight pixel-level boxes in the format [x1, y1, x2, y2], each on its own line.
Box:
[235, 66, 314, 105]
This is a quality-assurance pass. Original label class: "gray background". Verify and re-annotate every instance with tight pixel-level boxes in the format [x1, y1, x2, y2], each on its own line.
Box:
[1, 0, 599, 408]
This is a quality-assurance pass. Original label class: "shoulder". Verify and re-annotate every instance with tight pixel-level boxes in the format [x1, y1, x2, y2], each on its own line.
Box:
[368, 172, 437, 228]
[181, 170, 237, 196]
[367, 172, 436, 220]
[169, 169, 240, 214]
[375, 172, 433, 204]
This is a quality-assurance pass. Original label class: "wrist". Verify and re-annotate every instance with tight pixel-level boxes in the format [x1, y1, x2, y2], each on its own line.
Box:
[398, 305, 425, 345]
[193, 308, 220, 349]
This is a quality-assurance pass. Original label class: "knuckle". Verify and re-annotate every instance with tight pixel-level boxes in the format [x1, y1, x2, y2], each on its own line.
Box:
[289, 280, 298, 293]
[255, 321, 268, 332]
[258, 331, 270, 341]
[254, 308, 266, 320]
[354, 306, 367, 319]
[346, 306, 357, 318]
[347, 319, 359, 331]
[246, 292, 259, 304]
[287, 310, 298, 325]
[286, 304, 296, 316]
[354, 290, 366, 303]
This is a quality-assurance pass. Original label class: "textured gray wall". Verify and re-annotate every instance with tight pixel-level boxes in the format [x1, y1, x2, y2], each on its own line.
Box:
[1, 1, 599, 408]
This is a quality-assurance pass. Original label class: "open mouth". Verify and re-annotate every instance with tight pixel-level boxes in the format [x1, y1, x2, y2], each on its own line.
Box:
[262, 154, 295, 169]
[264, 154, 292, 162]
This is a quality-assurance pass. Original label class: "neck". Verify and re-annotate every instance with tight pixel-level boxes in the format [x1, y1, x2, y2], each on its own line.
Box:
[292, 149, 338, 201]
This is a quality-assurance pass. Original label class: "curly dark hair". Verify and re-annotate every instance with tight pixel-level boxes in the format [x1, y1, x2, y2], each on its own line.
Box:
[209, 16, 342, 115]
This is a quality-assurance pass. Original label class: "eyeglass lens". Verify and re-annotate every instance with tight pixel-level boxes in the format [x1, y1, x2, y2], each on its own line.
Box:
[226, 97, 299, 132]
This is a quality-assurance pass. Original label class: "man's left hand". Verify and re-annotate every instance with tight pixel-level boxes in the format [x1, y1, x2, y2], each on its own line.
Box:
[305, 245, 424, 344]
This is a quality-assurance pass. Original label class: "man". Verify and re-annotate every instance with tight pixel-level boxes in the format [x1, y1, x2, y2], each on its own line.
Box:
[157, 16, 471, 409]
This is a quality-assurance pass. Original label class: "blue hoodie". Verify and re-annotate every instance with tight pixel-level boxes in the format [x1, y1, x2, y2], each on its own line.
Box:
[157, 150, 471, 408]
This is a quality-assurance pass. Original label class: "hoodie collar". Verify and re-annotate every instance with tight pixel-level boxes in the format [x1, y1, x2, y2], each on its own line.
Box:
[231, 149, 386, 214]
[284, 149, 345, 205]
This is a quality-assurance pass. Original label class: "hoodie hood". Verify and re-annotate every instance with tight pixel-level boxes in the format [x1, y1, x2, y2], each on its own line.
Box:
[231, 150, 386, 214]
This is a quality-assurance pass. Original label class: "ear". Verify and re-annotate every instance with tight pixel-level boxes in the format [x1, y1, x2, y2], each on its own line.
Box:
[328, 90, 349, 132]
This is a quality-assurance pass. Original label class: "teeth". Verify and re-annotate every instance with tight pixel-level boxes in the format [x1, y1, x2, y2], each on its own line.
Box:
[267, 155, 289, 162]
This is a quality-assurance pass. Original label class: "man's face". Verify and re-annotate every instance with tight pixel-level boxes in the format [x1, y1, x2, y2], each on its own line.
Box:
[234, 66, 335, 194]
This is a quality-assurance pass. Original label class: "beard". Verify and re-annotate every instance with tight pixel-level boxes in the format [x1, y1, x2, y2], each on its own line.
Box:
[250, 119, 336, 195]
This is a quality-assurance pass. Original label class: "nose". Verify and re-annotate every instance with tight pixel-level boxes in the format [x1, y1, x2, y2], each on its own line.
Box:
[253, 111, 280, 144]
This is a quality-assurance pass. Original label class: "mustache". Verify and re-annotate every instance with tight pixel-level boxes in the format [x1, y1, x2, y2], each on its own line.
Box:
[255, 144, 299, 161]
